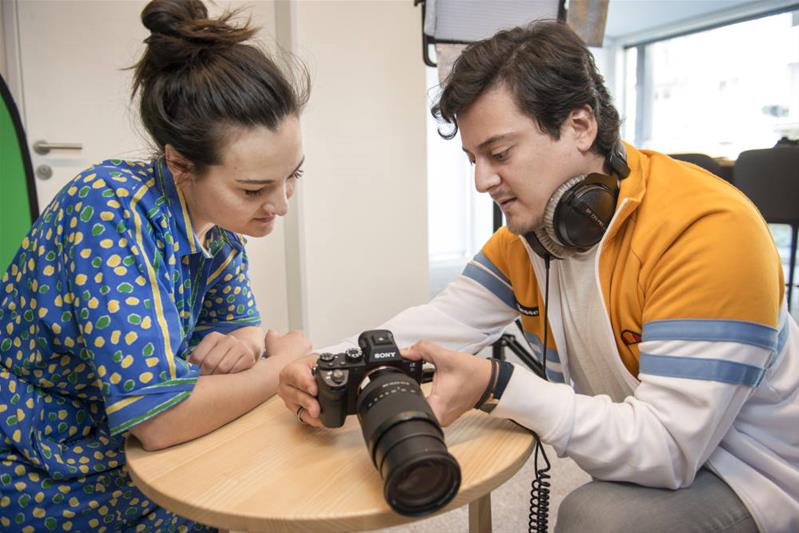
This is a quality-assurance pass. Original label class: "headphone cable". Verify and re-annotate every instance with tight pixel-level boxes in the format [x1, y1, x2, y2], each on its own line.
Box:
[529, 254, 552, 533]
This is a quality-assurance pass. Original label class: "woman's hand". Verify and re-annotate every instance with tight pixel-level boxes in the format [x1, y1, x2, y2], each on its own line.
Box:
[402, 340, 493, 426]
[277, 355, 324, 428]
[189, 331, 258, 375]
[264, 329, 313, 363]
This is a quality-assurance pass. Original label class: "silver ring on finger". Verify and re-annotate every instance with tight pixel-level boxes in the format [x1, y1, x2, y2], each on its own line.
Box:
[296, 405, 307, 425]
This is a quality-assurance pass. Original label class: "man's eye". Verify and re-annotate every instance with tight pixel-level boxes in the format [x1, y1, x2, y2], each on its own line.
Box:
[492, 149, 510, 161]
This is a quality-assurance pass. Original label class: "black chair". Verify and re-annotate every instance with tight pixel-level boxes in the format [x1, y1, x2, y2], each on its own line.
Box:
[670, 153, 730, 183]
[734, 147, 799, 311]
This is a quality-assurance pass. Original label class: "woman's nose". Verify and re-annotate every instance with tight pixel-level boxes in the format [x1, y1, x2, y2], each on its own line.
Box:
[265, 183, 289, 216]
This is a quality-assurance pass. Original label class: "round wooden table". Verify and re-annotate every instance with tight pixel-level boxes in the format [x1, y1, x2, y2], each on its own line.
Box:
[126, 386, 535, 533]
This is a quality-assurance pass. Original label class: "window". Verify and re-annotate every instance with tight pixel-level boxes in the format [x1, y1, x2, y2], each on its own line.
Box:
[624, 11, 799, 158]
[622, 10, 799, 313]
[425, 67, 493, 297]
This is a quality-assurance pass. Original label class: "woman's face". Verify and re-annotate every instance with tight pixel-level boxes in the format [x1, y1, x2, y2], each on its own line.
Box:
[171, 116, 304, 239]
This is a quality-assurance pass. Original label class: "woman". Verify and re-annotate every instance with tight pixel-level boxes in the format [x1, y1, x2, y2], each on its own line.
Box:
[0, 0, 310, 530]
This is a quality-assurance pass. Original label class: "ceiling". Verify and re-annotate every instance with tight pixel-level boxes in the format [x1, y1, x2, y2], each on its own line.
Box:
[604, 0, 761, 39]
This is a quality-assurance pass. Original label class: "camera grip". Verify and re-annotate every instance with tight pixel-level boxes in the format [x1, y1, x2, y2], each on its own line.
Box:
[316, 371, 349, 428]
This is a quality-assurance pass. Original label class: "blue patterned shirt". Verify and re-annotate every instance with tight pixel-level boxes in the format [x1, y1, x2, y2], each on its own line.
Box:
[0, 159, 260, 531]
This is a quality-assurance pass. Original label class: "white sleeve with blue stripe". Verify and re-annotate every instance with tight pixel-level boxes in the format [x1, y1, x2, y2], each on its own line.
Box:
[493, 312, 787, 489]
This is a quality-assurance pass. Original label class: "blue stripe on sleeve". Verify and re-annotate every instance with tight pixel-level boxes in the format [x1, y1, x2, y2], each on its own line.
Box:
[545, 368, 565, 383]
[523, 331, 561, 363]
[472, 251, 511, 286]
[767, 319, 791, 370]
[776, 319, 789, 357]
[640, 353, 765, 387]
[522, 331, 565, 382]
[462, 263, 516, 309]
[643, 319, 777, 351]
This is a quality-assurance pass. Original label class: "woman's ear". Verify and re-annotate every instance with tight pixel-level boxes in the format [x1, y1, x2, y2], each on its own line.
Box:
[164, 145, 194, 184]
[566, 105, 598, 153]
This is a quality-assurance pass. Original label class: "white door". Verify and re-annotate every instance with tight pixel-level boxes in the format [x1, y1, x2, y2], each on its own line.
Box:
[16, 0, 149, 211]
[10, 0, 290, 331]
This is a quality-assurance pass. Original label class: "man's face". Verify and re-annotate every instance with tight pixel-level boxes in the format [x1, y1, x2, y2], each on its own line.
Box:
[458, 83, 599, 235]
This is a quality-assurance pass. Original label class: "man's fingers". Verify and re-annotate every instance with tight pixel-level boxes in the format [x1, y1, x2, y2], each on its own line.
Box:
[402, 340, 448, 365]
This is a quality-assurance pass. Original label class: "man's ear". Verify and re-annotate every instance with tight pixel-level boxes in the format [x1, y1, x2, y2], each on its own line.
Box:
[164, 145, 194, 184]
[565, 105, 598, 153]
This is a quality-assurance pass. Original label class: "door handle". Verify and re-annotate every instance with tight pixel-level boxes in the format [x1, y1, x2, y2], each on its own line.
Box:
[33, 140, 83, 155]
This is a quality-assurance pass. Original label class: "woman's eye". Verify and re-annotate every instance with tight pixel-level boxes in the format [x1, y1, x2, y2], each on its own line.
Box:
[291, 169, 304, 180]
[244, 188, 266, 197]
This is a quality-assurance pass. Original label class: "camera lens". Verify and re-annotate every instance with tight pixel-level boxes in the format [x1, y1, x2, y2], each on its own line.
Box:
[356, 368, 461, 516]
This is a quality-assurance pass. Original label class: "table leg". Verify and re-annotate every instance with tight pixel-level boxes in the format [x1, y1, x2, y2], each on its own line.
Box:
[468, 492, 492, 533]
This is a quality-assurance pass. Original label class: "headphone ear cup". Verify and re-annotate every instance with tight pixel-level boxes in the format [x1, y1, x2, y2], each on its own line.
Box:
[553, 173, 619, 250]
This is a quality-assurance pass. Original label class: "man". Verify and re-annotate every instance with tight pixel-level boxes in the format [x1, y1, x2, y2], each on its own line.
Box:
[279, 21, 798, 533]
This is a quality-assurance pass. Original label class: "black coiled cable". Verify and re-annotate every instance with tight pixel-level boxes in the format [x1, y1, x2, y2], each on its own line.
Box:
[529, 254, 552, 533]
[529, 434, 552, 532]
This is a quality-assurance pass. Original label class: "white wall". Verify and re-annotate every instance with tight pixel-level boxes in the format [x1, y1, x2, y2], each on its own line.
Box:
[218, 1, 292, 335]
[285, 1, 430, 346]
[2, 0, 430, 347]
[200, 2, 292, 335]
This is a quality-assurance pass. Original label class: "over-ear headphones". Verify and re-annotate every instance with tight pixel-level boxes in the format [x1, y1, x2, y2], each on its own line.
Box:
[525, 142, 629, 260]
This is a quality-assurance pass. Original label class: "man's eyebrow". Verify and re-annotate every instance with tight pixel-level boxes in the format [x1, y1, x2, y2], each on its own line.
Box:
[235, 156, 305, 185]
[477, 133, 516, 151]
[462, 133, 517, 155]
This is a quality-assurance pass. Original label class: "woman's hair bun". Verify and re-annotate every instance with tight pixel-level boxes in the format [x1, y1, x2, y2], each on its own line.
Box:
[142, 0, 208, 37]
[132, 0, 310, 175]
[140, 0, 255, 67]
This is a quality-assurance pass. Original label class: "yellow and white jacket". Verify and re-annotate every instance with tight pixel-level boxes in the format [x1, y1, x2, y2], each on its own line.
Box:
[332, 145, 798, 532]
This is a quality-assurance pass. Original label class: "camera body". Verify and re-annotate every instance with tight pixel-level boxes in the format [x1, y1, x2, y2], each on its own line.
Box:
[315, 329, 423, 428]
[313, 329, 461, 516]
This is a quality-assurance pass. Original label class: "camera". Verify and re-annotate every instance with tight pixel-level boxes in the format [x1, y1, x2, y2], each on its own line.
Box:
[315, 329, 461, 516]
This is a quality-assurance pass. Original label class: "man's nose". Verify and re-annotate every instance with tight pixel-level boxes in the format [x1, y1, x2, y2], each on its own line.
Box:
[474, 161, 500, 193]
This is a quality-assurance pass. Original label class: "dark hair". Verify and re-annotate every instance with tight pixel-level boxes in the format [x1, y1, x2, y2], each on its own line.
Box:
[132, 0, 310, 174]
[432, 20, 620, 159]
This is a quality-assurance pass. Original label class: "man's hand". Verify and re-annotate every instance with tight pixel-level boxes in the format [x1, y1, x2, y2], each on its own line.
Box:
[277, 355, 324, 428]
[189, 331, 257, 375]
[402, 340, 493, 426]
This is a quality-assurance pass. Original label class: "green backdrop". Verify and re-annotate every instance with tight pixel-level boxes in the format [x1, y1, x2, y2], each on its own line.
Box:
[1, 75, 38, 272]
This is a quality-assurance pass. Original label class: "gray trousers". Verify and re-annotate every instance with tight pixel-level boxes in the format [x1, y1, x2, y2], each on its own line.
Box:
[555, 468, 758, 533]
